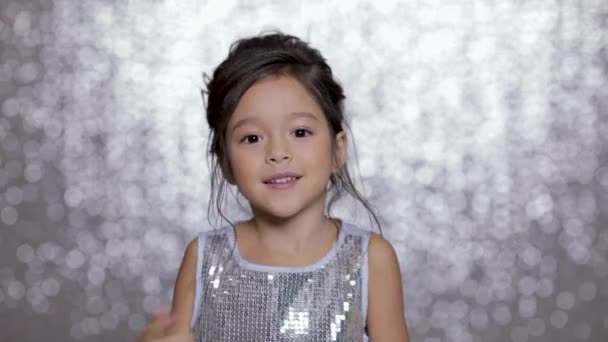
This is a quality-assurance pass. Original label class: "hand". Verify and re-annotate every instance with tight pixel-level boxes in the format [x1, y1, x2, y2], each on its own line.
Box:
[141, 336, 195, 342]
[138, 307, 194, 342]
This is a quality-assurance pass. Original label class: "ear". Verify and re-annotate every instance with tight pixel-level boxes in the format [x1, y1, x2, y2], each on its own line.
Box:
[332, 131, 347, 174]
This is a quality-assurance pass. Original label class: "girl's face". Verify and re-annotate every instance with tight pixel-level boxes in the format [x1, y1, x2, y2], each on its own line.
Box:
[226, 75, 346, 220]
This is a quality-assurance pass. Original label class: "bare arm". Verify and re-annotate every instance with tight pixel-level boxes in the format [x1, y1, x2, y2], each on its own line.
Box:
[167, 238, 198, 335]
[366, 233, 410, 341]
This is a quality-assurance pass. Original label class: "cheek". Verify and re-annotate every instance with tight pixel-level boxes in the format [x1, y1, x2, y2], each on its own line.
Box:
[298, 141, 333, 167]
[228, 148, 259, 179]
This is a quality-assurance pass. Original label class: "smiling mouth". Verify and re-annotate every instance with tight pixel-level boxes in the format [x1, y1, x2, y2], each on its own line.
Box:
[263, 176, 302, 184]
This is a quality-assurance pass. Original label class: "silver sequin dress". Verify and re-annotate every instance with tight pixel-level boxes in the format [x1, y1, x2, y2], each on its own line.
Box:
[189, 221, 371, 341]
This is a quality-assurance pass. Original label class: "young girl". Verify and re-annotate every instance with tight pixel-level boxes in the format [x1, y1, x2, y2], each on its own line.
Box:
[139, 31, 409, 342]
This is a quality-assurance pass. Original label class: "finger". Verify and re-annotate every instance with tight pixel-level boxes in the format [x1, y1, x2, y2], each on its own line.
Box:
[139, 315, 175, 341]
[160, 335, 195, 342]
[153, 306, 172, 319]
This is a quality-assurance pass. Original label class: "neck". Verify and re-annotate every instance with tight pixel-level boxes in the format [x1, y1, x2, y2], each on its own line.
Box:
[246, 208, 339, 254]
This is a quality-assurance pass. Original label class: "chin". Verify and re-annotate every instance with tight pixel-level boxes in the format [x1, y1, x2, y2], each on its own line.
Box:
[249, 200, 308, 220]
[246, 187, 326, 220]
[259, 206, 302, 220]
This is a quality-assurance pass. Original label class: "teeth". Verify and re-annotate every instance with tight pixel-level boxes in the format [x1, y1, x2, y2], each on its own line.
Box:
[268, 176, 297, 184]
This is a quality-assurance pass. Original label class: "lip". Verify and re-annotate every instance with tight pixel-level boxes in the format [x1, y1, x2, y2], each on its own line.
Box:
[262, 172, 302, 183]
[265, 177, 300, 190]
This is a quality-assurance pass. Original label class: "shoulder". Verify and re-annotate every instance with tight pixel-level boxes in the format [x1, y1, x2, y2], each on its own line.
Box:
[187, 226, 232, 252]
[339, 223, 397, 264]
[167, 237, 199, 334]
[202, 225, 233, 240]
[368, 233, 400, 270]
[174, 236, 199, 283]
[178, 225, 232, 279]
[366, 232, 410, 341]
[184, 237, 199, 262]
[339, 222, 398, 265]
[181, 226, 230, 269]
[176, 237, 199, 289]
[340, 221, 374, 241]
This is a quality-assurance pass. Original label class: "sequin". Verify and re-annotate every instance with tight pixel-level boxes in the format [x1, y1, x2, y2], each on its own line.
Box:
[191, 222, 371, 341]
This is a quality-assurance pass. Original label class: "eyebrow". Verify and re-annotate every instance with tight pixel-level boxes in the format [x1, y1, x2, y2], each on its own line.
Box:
[230, 112, 319, 133]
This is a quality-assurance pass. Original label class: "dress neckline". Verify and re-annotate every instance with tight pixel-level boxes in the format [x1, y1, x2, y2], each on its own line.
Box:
[226, 220, 346, 273]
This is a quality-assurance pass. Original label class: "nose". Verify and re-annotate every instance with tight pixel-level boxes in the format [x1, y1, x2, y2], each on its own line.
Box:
[265, 138, 291, 164]
[267, 153, 290, 163]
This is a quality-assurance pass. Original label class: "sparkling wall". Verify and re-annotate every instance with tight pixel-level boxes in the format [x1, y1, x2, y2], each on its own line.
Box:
[1, 0, 607, 341]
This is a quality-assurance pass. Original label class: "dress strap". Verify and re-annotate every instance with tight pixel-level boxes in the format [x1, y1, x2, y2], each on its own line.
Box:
[190, 231, 208, 329]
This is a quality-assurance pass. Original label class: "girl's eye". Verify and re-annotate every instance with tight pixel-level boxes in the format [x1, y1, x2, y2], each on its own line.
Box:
[294, 128, 312, 138]
[240, 135, 260, 144]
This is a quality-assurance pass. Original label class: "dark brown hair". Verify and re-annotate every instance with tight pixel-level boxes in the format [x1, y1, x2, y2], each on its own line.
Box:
[203, 30, 382, 234]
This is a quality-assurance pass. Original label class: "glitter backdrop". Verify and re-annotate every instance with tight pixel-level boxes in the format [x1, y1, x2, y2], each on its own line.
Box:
[1, 0, 607, 341]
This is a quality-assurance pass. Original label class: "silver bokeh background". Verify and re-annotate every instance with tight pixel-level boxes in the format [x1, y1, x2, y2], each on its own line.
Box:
[1, 0, 607, 341]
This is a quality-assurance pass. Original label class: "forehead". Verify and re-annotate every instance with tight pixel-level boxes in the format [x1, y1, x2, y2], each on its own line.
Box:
[228, 75, 325, 127]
